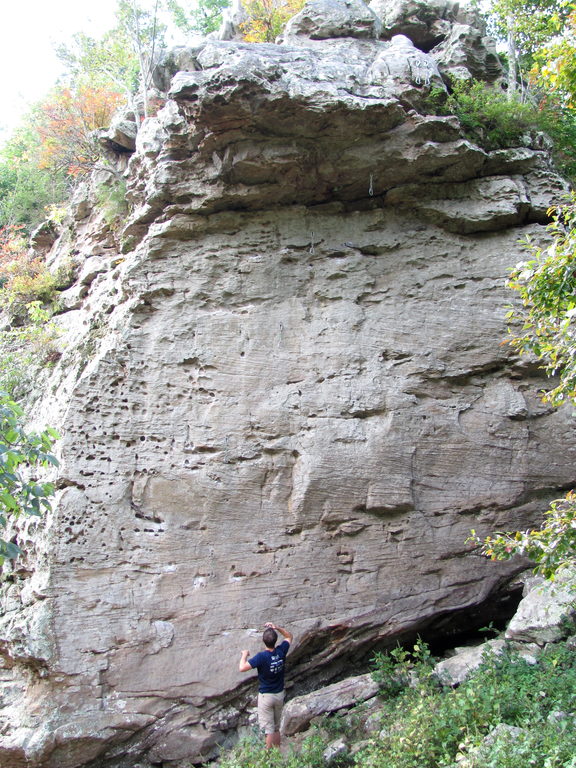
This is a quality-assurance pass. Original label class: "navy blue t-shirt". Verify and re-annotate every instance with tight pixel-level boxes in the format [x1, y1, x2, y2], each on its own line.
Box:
[248, 640, 290, 694]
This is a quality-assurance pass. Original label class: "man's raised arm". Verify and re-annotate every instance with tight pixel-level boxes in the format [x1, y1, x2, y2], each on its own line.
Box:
[239, 650, 252, 672]
[265, 622, 293, 644]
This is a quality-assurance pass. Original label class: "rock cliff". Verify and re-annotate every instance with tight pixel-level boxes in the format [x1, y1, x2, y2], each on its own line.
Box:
[1, 1, 575, 766]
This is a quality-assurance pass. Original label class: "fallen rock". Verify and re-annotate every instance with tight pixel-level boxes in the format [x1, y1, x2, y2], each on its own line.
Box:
[323, 737, 349, 762]
[282, 674, 380, 734]
[505, 570, 576, 645]
[433, 639, 506, 686]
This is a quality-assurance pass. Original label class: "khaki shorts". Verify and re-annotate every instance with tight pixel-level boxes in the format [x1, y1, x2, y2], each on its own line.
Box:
[257, 691, 285, 734]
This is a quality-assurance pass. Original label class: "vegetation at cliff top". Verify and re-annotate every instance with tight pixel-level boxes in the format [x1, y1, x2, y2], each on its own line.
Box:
[424, 77, 576, 179]
[219, 637, 576, 768]
[2, 0, 576, 235]
[0, 392, 59, 565]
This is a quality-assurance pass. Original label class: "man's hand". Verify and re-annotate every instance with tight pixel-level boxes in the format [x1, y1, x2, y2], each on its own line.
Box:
[239, 649, 252, 673]
[264, 622, 293, 644]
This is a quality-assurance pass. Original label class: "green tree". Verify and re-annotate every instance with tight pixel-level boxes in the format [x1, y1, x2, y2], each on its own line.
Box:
[56, 28, 140, 112]
[116, 0, 166, 119]
[506, 196, 576, 406]
[0, 393, 59, 564]
[167, 0, 231, 35]
[35, 84, 125, 176]
[534, 9, 576, 109]
[0, 119, 68, 231]
[470, 195, 576, 579]
[58, 1, 167, 123]
[487, 0, 568, 97]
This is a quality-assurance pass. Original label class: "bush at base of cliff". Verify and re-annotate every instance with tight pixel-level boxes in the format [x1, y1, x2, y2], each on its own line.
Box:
[218, 729, 348, 768]
[357, 642, 576, 768]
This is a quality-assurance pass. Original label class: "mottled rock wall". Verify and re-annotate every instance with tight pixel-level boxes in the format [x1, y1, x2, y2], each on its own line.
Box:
[1, 2, 575, 767]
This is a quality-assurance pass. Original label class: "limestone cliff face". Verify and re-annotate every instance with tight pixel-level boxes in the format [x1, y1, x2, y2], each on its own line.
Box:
[1, 1, 575, 767]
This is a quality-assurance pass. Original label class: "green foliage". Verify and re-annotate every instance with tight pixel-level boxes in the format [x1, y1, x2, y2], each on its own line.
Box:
[487, 0, 568, 61]
[240, 0, 306, 42]
[0, 302, 61, 400]
[95, 177, 129, 229]
[535, 97, 576, 180]
[168, 0, 231, 35]
[507, 195, 576, 405]
[356, 642, 576, 768]
[0, 393, 59, 564]
[116, 0, 167, 118]
[370, 640, 433, 697]
[218, 728, 343, 768]
[0, 227, 64, 398]
[447, 79, 539, 147]
[219, 641, 576, 768]
[0, 225, 59, 320]
[469, 492, 576, 579]
[484, 0, 570, 98]
[57, 29, 140, 98]
[467, 188, 576, 584]
[426, 78, 576, 179]
[0, 121, 68, 231]
[534, 10, 576, 109]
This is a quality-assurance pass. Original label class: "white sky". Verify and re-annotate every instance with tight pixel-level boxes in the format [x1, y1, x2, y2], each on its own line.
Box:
[0, 0, 124, 143]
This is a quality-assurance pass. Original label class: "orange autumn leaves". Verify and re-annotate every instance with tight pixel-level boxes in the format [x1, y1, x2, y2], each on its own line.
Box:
[37, 86, 124, 177]
[240, 0, 305, 42]
[31, 2, 305, 176]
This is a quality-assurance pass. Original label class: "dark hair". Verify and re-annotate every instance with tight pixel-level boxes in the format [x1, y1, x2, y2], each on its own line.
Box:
[263, 628, 277, 648]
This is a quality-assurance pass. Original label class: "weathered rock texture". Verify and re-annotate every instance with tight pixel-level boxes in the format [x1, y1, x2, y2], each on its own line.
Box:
[1, 1, 575, 767]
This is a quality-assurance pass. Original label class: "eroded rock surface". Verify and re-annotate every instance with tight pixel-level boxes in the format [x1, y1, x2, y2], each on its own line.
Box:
[1, 2, 575, 767]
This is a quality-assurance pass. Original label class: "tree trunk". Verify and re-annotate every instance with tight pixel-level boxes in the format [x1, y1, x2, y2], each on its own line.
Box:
[507, 14, 518, 99]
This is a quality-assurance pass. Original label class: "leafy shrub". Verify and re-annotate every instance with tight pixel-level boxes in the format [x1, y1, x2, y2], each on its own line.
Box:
[0, 392, 59, 563]
[425, 78, 576, 180]
[0, 302, 61, 399]
[218, 729, 339, 768]
[371, 639, 434, 697]
[470, 492, 576, 578]
[356, 641, 576, 768]
[0, 226, 58, 320]
[95, 177, 129, 230]
[444, 79, 548, 149]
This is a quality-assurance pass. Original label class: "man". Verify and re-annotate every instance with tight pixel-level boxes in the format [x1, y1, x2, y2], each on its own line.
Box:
[239, 621, 293, 749]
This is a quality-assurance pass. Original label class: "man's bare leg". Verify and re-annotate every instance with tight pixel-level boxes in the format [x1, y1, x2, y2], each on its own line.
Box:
[265, 732, 281, 749]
